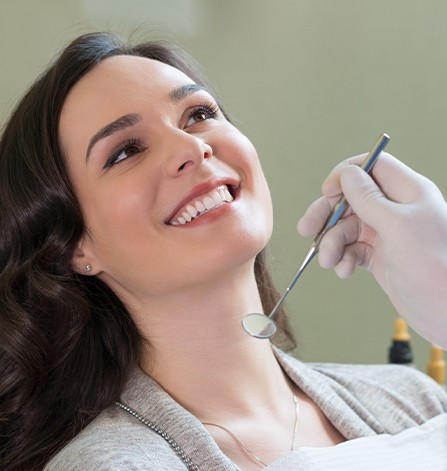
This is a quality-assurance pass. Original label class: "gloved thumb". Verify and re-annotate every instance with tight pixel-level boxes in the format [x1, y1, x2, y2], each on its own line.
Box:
[339, 165, 394, 231]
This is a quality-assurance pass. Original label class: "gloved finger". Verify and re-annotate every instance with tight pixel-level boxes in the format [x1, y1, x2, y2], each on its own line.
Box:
[333, 242, 373, 279]
[323, 152, 428, 204]
[296, 196, 332, 237]
[338, 165, 397, 231]
[317, 214, 363, 268]
[297, 193, 356, 238]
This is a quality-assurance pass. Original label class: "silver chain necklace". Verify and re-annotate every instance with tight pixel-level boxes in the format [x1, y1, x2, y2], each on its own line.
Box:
[116, 393, 299, 470]
[202, 394, 300, 468]
[115, 401, 200, 470]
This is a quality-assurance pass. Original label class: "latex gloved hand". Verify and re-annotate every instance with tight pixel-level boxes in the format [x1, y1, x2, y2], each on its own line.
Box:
[297, 152, 447, 348]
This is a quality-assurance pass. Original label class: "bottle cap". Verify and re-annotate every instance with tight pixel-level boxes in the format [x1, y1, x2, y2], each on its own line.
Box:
[427, 346, 446, 385]
[393, 317, 411, 341]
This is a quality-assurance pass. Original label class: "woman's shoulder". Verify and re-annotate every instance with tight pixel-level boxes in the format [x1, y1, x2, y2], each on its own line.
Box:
[275, 347, 447, 436]
[43, 405, 184, 471]
[310, 360, 446, 403]
[313, 361, 447, 433]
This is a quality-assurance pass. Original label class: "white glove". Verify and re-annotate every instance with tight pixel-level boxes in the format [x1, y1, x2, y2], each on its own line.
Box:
[297, 152, 447, 348]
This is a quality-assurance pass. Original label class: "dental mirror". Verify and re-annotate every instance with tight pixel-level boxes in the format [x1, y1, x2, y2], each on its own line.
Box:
[242, 133, 390, 339]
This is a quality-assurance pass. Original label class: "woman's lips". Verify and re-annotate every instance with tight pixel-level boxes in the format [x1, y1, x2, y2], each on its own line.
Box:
[168, 184, 234, 225]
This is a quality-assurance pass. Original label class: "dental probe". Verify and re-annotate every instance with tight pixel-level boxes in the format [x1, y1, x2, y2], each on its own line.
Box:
[242, 133, 390, 339]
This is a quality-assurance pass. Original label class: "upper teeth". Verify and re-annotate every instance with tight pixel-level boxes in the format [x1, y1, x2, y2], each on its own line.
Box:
[170, 185, 233, 225]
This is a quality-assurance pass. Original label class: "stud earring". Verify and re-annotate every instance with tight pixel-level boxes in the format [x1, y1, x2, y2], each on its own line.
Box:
[85, 264, 92, 273]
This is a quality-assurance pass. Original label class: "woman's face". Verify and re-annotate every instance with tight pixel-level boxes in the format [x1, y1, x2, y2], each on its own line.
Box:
[59, 55, 273, 303]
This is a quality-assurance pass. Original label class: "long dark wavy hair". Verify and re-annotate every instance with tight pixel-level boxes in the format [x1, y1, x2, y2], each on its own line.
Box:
[0, 32, 296, 470]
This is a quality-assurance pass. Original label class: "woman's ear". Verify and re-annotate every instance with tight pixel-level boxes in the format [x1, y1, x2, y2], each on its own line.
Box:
[71, 235, 102, 275]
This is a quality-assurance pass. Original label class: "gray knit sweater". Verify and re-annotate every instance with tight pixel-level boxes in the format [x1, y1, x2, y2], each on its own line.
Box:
[44, 348, 447, 470]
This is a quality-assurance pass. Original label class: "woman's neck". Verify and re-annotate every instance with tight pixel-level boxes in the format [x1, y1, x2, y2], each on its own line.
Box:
[130, 267, 346, 468]
[134, 265, 292, 421]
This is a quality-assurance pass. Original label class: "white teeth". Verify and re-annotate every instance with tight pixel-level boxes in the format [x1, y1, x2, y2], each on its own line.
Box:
[211, 190, 223, 205]
[182, 211, 192, 222]
[186, 204, 198, 218]
[170, 185, 235, 226]
[203, 196, 215, 210]
[195, 200, 206, 212]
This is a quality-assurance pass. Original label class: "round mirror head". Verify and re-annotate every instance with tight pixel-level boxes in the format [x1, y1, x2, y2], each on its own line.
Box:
[242, 313, 277, 339]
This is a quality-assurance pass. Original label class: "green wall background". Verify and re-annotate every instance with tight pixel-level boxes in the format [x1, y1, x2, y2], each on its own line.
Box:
[1, 0, 446, 371]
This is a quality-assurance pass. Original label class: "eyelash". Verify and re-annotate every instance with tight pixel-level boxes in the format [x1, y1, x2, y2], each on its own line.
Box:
[104, 138, 143, 168]
[104, 101, 220, 168]
[187, 101, 220, 124]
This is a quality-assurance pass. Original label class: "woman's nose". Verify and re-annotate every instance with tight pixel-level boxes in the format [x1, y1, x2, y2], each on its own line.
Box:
[163, 130, 212, 177]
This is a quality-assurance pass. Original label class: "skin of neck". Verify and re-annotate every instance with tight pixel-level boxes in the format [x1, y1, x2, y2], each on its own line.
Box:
[127, 259, 293, 422]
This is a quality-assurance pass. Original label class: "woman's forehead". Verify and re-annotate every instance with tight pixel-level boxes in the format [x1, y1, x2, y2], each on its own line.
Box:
[69, 54, 196, 98]
[59, 55, 197, 148]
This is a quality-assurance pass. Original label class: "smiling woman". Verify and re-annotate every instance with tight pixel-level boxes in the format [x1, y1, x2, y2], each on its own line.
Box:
[61, 51, 275, 316]
[0, 32, 294, 471]
[0, 32, 446, 471]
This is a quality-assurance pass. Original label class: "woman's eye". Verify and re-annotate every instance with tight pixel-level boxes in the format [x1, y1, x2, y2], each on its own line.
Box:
[185, 103, 219, 127]
[193, 110, 209, 121]
[105, 139, 143, 168]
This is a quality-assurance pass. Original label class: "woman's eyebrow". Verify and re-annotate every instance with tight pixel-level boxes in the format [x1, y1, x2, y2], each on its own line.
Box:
[86, 113, 142, 161]
[170, 83, 208, 102]
[85, 85, 208, 161]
